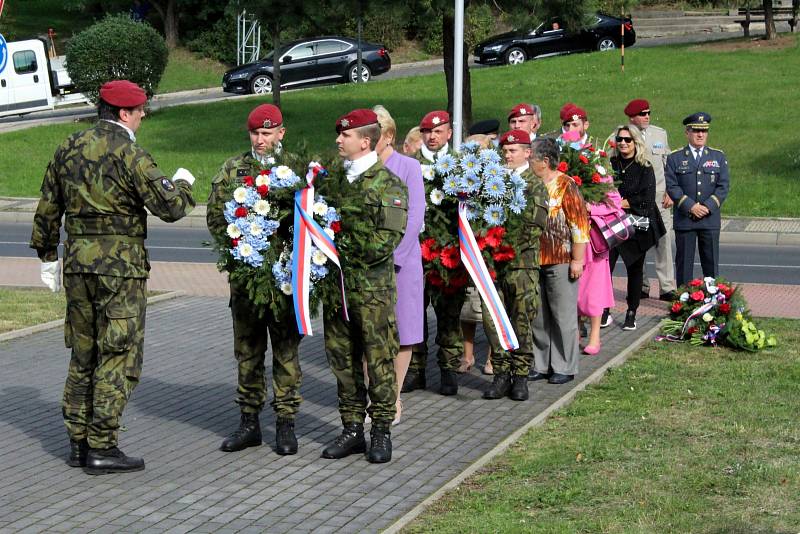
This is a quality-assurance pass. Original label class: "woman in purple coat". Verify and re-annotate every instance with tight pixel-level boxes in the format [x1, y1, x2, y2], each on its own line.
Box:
[373, 106, 426, 424]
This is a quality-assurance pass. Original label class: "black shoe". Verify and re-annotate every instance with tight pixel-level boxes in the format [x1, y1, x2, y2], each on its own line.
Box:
[548, 373, 574, 385]
[482, 373, 512, 399]
[401, 371, 426, 393]
[67, 439, 88, 467]
[439, 369, 458, 396]
[367, 425, 392, 463]
[623, 309, 637, 331]
[220, 412, 262, 452]
[83, 447, 144, 475]
[528, 370, 550, 381]
[321, 423, 366, 459]
[600, 308, 613, 328]
[508, 376, 529, 401]
[659, 292, 676, 302]
[275, 418, 298, 456]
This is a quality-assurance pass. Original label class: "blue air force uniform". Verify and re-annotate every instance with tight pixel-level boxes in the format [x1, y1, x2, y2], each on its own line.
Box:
[664, 112, 729, 286]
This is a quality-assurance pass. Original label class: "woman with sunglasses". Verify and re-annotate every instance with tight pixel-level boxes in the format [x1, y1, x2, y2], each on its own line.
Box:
[604, 125, 666, 330]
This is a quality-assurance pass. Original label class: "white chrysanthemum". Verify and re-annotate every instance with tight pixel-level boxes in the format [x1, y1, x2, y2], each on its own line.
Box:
[313, 202, 328, 216]
[421, 165, 435, 181]
[324, 227, 336, 240]
[250, 222, 263, 236]
[256, 175, 271, 187]
[430, 189, 444, 206]
[704, 276, 716, 285]
[233, 187, 248, 203]
[226, 224, 242, 239]
[679, 292, 690, 302]
[275, 165, 294, 180]
[707, 285, 718, 294]
[280, 282, 293, 295]
[253, 199, 270, 216]
[595, 164, 607, 176]
[238, 243, 253, 257]
[312, 250, 328, 266]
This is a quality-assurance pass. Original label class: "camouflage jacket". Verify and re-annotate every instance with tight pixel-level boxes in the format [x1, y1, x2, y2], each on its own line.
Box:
[29, 121, 195, 278]
[319, 159, 408, 293]
[503, 168, 548, 270]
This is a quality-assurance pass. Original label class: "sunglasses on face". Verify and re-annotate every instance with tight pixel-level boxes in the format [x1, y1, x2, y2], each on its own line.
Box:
[615, 136, 633, 143]
[637, 110, 650, 116]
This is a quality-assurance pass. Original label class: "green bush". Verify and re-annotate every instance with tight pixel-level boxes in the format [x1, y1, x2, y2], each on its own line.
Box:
[344, 5, 410, 51]
[65, 14, 168, 103]
[185, 10, 239, 65]
[419, 4, 499, 56]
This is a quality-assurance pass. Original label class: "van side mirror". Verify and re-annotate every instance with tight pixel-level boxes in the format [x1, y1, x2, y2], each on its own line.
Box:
[282, 55, 292, 63]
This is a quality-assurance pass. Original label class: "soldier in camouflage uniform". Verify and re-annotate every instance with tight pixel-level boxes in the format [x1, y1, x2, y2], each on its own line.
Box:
[319, 109, 407, 463]
[206, 104, 303, 456]
[482, 130, 548, 401]
[404, 110, 466, 397]
[29, 80, 195, 475]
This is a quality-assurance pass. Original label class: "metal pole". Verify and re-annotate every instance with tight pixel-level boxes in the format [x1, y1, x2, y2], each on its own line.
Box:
[620, 3, 625, 74]
[453, 0, 464, 148]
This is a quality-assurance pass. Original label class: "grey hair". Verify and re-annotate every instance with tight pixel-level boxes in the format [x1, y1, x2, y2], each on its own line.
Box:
[531, 103, 542, 122]
[610, 124, 650, 167]
[530, 137, 560, 170]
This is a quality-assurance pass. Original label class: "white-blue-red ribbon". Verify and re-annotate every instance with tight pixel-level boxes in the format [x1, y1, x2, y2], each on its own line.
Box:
[457, 202, 519, 351]
[291, 164, 348, 335]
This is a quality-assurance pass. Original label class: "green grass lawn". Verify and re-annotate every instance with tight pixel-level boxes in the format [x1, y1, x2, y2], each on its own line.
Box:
[405, 317, 800, 533]
[158, 48, 228, 93]
[2, 35, 798, 216]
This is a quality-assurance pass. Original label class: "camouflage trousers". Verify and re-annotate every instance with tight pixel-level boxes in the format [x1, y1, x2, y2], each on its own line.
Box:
[483, 268, 540, 376]
[410, 284, 466, 373]
[323, 290, 399, 426]
[62, 274, 146, 449]
[230, 285, 303, 419]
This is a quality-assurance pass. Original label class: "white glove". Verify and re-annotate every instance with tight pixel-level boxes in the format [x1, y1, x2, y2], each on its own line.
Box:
[41, 261, 62, 292]
[171, 167, 195, 186]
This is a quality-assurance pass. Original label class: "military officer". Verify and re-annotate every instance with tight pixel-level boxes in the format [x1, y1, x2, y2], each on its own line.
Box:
[206, 104, 303, 456]
[507, 103, 542, 139]
[665, 112, 730, 286]
[560, 103, 590, 146]
[467, 118, 500, 145]
[404, 110, 466, 397]
[482, 130, 548, 401]
[320, 108, 408, 463]
[625, 99, 676, 302]
[29, 80, 196, 474]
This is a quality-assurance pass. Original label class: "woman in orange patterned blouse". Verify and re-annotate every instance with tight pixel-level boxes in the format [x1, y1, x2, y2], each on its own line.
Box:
[528, 138, 590, 385]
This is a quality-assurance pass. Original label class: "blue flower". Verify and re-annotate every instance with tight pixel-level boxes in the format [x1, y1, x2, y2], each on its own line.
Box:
[272, 261, 290, 284]
[442, 175, 460, 196]
[509, 192, 527, 214]
[483, 204, 506, 226]
[479, 149, 501, 165]
[435, 154, 457, 175]
[310, 263, 329, 280]
[510, 172, 526, 189]
[483, 174, 507, 200]
[461, 170, 481, 194]
[465, 202, 480, 221]
[458, 140, 480, 153]
[459, 153, 481, 174]
[224, 200, 240, 223]
[482, 162, 505, 182]
[324, 207, 340, 223]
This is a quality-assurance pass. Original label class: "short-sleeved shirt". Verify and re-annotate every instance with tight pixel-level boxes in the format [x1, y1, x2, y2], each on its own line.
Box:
[539, 173, 590, 266]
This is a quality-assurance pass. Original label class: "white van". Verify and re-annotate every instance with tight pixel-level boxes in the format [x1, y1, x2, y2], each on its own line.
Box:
[0, 37, 89, 118]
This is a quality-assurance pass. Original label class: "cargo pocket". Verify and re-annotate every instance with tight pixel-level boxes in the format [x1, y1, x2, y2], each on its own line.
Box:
[380, 198, 408, 233]
[101, 303, 137, 354]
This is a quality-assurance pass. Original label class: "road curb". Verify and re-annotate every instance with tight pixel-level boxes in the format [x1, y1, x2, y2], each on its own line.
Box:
[383, 321, 662, 534]
[0, 290, 186, 343]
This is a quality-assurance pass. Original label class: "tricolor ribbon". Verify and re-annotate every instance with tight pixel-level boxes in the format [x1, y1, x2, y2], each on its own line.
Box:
[657, 299, 716, 343]
[291, 164, 348, 335]
[457, 202, 518, 351]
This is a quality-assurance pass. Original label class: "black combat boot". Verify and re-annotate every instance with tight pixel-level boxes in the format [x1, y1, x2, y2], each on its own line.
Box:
[439, 369, 458, 396]
[367, 424, 392, 464]
[275, 418, 298, 456]
[321, 422, 366, 459]
[67, 438, 88, 467]
[83, 447, 144, 475]
[220, 412, 262, 452]
[401, 370, 426, 393]
[508, 375, 529, 401]
[482, 373, 512, 399]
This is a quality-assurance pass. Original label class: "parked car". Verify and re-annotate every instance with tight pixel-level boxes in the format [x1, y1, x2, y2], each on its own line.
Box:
[473, 14, 635, 66]
[222, 36, 391, 95]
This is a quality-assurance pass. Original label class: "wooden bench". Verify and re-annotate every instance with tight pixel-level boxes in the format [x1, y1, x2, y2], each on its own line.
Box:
[735, 6, 799, 36]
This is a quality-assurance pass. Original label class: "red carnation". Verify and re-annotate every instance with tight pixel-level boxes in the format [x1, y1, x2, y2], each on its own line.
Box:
[572, 176, 583, 186]
[587, 147, 595, 153]
[477, 235, 488, 250]
[687, 326, 698, 335]
[599, 150, 608, 157]
[688, 279, 703, 287]
[671, 302, 682, 314]
[242, 175, 255, 187]
[231, 238, 239, 247]
[234, 206, 248, 218]
[257, 184, 269, 197]
[591, 173, 602, 183]
[557, 161, 569, 173]
[492, 245, 516, 262]
[719, 303, 731, 315]
[691, 290, 705, 301]
[579, 154, 589, 164]
[427, 270, 444, 287]
[723, 288, 734, 299]
[259, 169, 271, 176]
[489, 269, 497, 281]
[440, 245, 461, 269]
[421, 238, 440, 262]
[330, 221, 342, 233]
[485, 226, 506, 248]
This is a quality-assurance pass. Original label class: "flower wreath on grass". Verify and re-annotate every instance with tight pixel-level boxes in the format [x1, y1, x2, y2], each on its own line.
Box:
[557, 132, 615, 204]
[420, 140, 527, 293]
[660, 276, 777, 351]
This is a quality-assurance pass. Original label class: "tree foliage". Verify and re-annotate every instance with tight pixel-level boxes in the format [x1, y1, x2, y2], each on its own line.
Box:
[65, 14, 168, 103]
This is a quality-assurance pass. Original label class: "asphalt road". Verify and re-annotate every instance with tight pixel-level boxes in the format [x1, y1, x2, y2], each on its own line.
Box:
[2, 222, 799, 285]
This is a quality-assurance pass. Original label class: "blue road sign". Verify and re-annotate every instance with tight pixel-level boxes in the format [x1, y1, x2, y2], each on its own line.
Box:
[0, 34, 7, 74]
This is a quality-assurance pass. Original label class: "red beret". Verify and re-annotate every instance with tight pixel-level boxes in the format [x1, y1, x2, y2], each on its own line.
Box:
[420, 110, 450, 130]
[99, 80, 147, 108]
[336, 108, 379, 133]
[247, 104, 283, 130]
[560, 103, 587, 123]
[624, 99, 650, 117]
[499, 129, 531, 146]
[508, 103, 535, 120]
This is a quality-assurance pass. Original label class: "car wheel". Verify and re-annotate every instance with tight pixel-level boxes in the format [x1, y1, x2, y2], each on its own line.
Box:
[597, 38, 617, 51]
[348, 63, 372, 83]
[250, 74, 273, 95]
[505, 47, 526, 65]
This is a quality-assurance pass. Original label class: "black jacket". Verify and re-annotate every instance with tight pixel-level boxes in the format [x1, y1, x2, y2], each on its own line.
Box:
[612, 156, 666, 259]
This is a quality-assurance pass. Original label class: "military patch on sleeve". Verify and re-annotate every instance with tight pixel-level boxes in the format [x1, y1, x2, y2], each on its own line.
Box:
[161, 178, 175, 191]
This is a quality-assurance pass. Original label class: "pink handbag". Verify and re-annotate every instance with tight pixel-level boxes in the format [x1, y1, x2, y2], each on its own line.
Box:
[589, 212, 634, 254]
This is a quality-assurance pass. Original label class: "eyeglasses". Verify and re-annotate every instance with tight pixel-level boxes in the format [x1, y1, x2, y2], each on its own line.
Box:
[637, 110, 650, 116]
[615, 136, 633, 143]
[689, 128, 707, 133]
